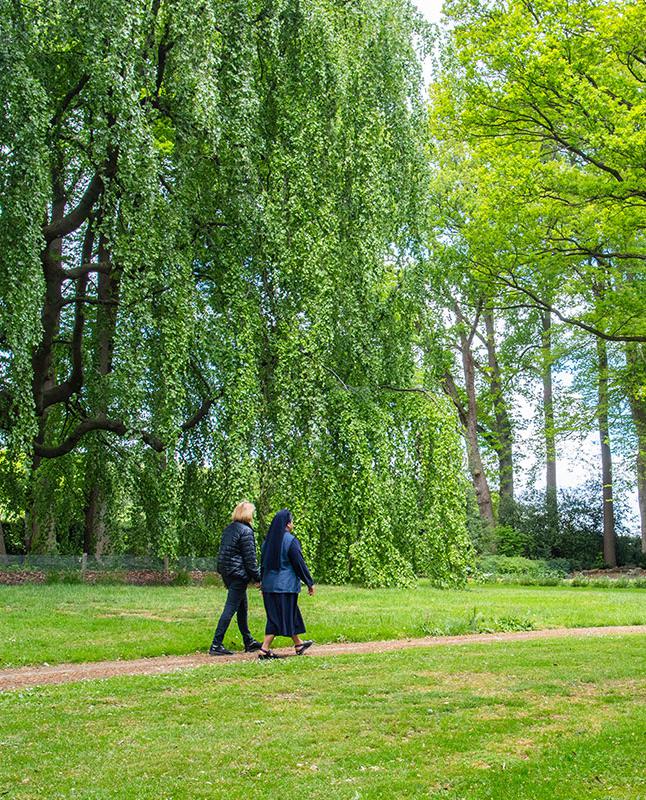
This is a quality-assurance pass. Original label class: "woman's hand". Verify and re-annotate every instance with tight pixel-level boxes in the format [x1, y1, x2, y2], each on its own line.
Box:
[308, 585, 315, 596]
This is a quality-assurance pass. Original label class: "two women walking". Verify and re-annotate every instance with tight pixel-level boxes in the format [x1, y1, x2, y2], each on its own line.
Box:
[209, 502, 315, 659]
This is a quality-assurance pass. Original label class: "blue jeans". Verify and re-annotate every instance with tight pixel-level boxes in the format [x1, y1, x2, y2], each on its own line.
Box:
[211, 577, 254, 647]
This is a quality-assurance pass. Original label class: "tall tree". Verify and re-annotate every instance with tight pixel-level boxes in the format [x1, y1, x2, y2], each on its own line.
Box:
[624, 345, 646, 553]
[453, 302, 495, 527]
[541, 311, 558, 527]
[481, 308, 514, 516]
[596, 337, 617, 566]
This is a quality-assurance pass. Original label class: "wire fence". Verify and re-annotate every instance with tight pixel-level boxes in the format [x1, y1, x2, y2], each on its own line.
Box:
[0, 554, 219, 572]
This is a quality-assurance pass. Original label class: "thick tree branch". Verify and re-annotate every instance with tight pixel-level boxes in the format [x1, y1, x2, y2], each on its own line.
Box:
[481, 265, 646, 343]
[42, 173, 104, 242]
[35, 394, 218, 458]
[51, 74, 90, 127]
[42, 224, 95, 410]
[181, 396, 215, 433]
[42, 146, 117, 243]
[543, 244, 646, 262]
[440, 371, 469, 430]
[34, 417, 127, 458]
[58, 261, 111, 280]
[59, 296, 117, 307]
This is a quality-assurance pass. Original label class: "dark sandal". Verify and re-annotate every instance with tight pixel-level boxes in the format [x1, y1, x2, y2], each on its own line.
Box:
[295, 640, 314, 655]
[258, 648, 283, 660]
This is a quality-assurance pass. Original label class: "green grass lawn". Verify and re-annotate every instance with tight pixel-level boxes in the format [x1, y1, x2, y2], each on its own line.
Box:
[1, 634, 644, 799]
[1, 581, 645, 668]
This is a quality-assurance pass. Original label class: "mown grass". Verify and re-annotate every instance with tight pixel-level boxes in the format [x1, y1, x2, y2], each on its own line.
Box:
[1, 581, 645, 667]
[1, 634, 644, 799]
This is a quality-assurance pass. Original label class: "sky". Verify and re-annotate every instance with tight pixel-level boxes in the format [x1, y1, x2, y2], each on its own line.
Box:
[415, 0, 444, 22]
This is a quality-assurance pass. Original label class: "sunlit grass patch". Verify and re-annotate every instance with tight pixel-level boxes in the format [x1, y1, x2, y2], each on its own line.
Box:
[1, 635, 644, 800]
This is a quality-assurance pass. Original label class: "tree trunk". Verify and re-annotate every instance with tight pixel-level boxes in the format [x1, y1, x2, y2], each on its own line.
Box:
[84, 483, 109, 561]
[541, 311, 558, 528]
[637, 433, 646, 556]
[625, 344, 646, 554]
[93, 487, 109, 561]
[0, 521, 7, 564]
[27, 169, 66, 552]
[25, 470, 57, 554]
[83, 232, 118, 557]
[28, 508, 57, 554]
[460, 333, 495, 527]
[483, 311, 514, 512]
[597, 337, 617, 567]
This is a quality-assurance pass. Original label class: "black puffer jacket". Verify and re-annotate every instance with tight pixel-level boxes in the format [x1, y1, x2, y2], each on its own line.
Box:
[217, 522, 261, 583]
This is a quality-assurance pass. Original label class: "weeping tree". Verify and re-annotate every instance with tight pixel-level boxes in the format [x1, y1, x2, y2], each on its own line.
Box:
[0, 0, 471, 585]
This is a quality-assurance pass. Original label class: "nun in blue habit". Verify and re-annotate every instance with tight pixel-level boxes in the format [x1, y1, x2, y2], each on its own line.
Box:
[258, 509, 315, 659]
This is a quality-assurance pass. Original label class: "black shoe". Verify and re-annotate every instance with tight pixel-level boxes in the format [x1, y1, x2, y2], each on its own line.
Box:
[244, 640, 262, 653]
[258, 648, 284, 660]
[295, 640, 314, 656]
[208, 644, 234, 656]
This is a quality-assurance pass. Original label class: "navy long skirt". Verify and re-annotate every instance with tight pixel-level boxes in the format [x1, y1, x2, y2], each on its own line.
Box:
[263, 592, 305, 637]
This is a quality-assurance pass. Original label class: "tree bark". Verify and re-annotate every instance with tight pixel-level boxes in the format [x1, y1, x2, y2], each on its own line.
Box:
[541, 311, 558, 527]
[27, 167, 66, 551]
[0, 521, 7, 564]
[83, 233, 120, 557]
[596, 337, 617, 567]
[483, 311, 514, 512]
[625, 344, 646, 554]
[32, 162, 66, 470]
[26, 486, 57, 555]
[84, 483, 108, 560]
[458, 326, 495, 527]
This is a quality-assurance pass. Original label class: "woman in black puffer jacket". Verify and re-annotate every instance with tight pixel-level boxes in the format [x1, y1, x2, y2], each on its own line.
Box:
[209, 501, 262, 656]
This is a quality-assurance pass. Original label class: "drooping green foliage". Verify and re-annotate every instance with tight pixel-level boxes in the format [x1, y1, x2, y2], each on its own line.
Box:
[0, 0, 471, 585]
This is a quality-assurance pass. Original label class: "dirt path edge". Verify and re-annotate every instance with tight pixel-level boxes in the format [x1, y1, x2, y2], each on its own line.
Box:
[2, 625, 644, 692]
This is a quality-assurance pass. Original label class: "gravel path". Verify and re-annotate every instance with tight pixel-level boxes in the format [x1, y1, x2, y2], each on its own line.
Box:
[1, 624, 644, 692]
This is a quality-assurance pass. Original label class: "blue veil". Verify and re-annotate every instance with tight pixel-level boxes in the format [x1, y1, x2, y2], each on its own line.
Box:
[262, 509, 293, 572]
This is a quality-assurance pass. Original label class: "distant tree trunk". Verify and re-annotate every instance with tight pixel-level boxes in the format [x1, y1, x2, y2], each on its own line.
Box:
[483, 311, 514, 512]
[636, 427, 646, 555]
[459, 321, 495, 527]
[443, 367, 495, 528]
[25, 472, 57, 554]
[541, 311, 558, 528]
[28, 511, 56, 554]
[597, 337, 617, 567]
[442, 302, 495, 528]
[638, 449, 646, 555]
[84, 483, 109, 560]
[625, 345, 646, 554]
[0, 521, 7, 564]
[24, 509, 32, 553]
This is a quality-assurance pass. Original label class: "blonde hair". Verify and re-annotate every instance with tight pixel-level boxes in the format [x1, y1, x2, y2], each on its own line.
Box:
[231, 500, 255, 525]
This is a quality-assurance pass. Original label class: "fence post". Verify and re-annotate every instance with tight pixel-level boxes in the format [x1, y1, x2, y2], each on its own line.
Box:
[81, 552, 87, 576]
[163, 556, 169, 577]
